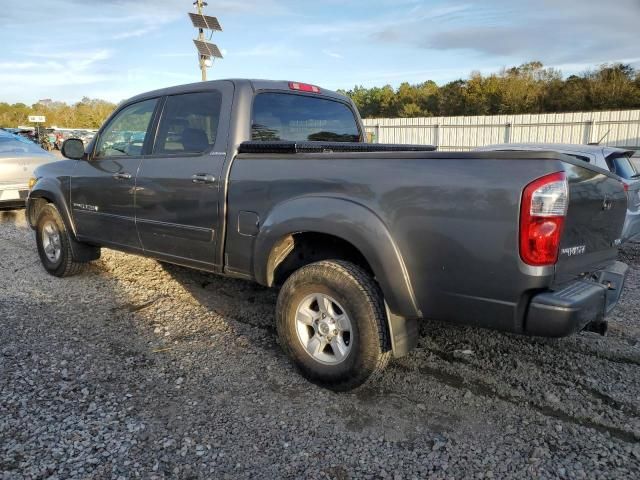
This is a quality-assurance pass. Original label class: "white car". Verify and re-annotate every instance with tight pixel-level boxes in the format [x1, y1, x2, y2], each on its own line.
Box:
[475, 143, 640, 243]
[0, 129, 56, 210]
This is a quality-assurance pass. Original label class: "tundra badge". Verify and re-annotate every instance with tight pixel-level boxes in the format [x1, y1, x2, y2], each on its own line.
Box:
[561, 245, 586, 256]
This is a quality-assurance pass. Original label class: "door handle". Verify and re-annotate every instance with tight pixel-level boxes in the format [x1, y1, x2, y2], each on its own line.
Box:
[113, 172, 132, 180]
[192, 173, 216, 184]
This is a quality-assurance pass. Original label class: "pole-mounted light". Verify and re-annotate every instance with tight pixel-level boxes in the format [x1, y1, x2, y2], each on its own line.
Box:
[190, 1, 223, 81]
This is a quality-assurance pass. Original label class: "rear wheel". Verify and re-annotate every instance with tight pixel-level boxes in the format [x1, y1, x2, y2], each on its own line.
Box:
[276, 260, 391, 391]
[35, 204, 84, 277]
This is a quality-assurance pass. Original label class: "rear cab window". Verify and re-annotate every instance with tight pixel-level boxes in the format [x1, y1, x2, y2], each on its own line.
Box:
[251, 93, 361, 142]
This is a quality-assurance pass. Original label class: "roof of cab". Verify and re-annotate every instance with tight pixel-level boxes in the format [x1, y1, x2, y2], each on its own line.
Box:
[125, 79, 348, 105]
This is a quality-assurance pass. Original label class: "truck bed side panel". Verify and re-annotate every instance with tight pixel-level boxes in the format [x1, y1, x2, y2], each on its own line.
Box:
[226, 153, 566, 332]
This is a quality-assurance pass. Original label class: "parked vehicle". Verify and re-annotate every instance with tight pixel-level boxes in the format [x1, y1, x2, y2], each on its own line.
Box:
[0, 130, 56, 210]
[27, 80, 629, 390]
[475, 143, 640, 243]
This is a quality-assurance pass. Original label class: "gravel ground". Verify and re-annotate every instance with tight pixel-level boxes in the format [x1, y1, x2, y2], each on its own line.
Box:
[1, 209, 639, 479]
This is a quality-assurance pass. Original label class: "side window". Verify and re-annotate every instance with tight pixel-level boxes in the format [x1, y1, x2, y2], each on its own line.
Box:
[154, 91, 222, 154]
[95, 99, 157, 158]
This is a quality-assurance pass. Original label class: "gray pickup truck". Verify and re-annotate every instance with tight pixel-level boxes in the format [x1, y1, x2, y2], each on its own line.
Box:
[27, 79, 629, 390]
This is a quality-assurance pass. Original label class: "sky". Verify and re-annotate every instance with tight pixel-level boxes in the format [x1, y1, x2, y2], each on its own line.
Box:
[0, 0, 639, 105]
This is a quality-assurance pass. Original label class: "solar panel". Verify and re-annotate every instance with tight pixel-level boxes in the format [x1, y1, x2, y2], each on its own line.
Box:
[193, 40, 223, 58]
[188, 13, 222, 31]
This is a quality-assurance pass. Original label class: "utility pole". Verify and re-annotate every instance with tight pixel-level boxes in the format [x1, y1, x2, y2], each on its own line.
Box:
[189, 1, 223, 82]
[195, 0, 207, 81]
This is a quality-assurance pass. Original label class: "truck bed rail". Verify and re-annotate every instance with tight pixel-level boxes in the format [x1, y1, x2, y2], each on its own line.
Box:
[237, 141, 437, 154]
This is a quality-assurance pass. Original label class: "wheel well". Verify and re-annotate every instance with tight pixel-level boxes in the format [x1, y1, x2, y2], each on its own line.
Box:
[26, 197, 50, 228]
[270, 232, 374, 286]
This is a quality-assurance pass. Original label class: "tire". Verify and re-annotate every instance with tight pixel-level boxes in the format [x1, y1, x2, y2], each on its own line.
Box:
[276, 260, 392, 391]
[35, 204, 84, 277]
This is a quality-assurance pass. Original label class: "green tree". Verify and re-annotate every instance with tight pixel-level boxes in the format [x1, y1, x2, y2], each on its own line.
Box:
[343, 62, 640, 118]
[0, 98, 117, 129]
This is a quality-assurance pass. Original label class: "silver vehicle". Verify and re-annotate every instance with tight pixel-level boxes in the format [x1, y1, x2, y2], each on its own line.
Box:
[0, 129, 56, 210]
[476, 143, 640, 243]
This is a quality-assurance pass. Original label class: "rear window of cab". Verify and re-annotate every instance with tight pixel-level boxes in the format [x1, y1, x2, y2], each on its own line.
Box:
[251, 92, 360, 143]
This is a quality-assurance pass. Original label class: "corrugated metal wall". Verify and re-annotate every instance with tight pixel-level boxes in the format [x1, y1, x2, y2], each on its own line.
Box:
[362, 110, 640, 151]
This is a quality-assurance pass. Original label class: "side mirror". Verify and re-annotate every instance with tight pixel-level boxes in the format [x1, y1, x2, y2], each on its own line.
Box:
[61, 138, 86, 160]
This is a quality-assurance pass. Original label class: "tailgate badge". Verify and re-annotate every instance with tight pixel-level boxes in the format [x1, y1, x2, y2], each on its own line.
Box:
[561, 245, 586, 256]
[602, 196, 613, 211]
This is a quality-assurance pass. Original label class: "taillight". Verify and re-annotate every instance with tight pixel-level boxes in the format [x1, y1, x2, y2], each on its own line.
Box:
[289, 82, 320, 93]
[520, 172, 568, 266]
[623, 182, 629, 193]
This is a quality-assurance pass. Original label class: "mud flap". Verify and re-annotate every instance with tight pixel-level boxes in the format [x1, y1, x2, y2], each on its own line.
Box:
[385, 304, 418, 358]
[69, 237, 100, 263]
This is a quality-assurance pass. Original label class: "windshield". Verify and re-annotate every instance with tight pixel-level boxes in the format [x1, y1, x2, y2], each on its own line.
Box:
[608, 153, 640, 180]
[251, 93, 361, 142]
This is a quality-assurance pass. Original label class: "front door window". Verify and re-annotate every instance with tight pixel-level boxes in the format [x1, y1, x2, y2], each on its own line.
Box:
[95, 99, 157, 158]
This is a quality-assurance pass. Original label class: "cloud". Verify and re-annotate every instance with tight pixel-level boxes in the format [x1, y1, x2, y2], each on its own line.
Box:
[112, 26, 159, 40]
[290, 3, 471, 37]
[81, 0, 294, 16]
[371, 0, 640, 65]
[0, 61, 43, 71]
[322, 50, 344, 59]
[205, 0, 292, 15]
[0, 0, 181, 52]
[0, 50, 113, 85]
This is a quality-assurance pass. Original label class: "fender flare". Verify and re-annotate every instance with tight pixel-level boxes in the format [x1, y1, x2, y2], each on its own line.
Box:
[253, 196, 421, 319]
[28, 178, 77, 236]
[28, 179, 99, 262]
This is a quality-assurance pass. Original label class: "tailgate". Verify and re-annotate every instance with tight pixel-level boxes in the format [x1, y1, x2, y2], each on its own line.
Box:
[554, 163, 627, 285]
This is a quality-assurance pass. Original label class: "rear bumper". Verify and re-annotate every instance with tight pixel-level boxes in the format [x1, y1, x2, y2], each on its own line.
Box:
[525, 261, 628, 337]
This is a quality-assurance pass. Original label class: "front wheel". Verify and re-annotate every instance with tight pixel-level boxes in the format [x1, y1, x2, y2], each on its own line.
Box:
[35, 204, 84, 277]
[276, 260, 392, 391]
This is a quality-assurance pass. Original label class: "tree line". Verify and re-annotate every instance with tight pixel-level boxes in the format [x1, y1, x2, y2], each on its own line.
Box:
[340, 62, 640, 118]
[1, 62, 639, 128]
[0, 97, 116, 129]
